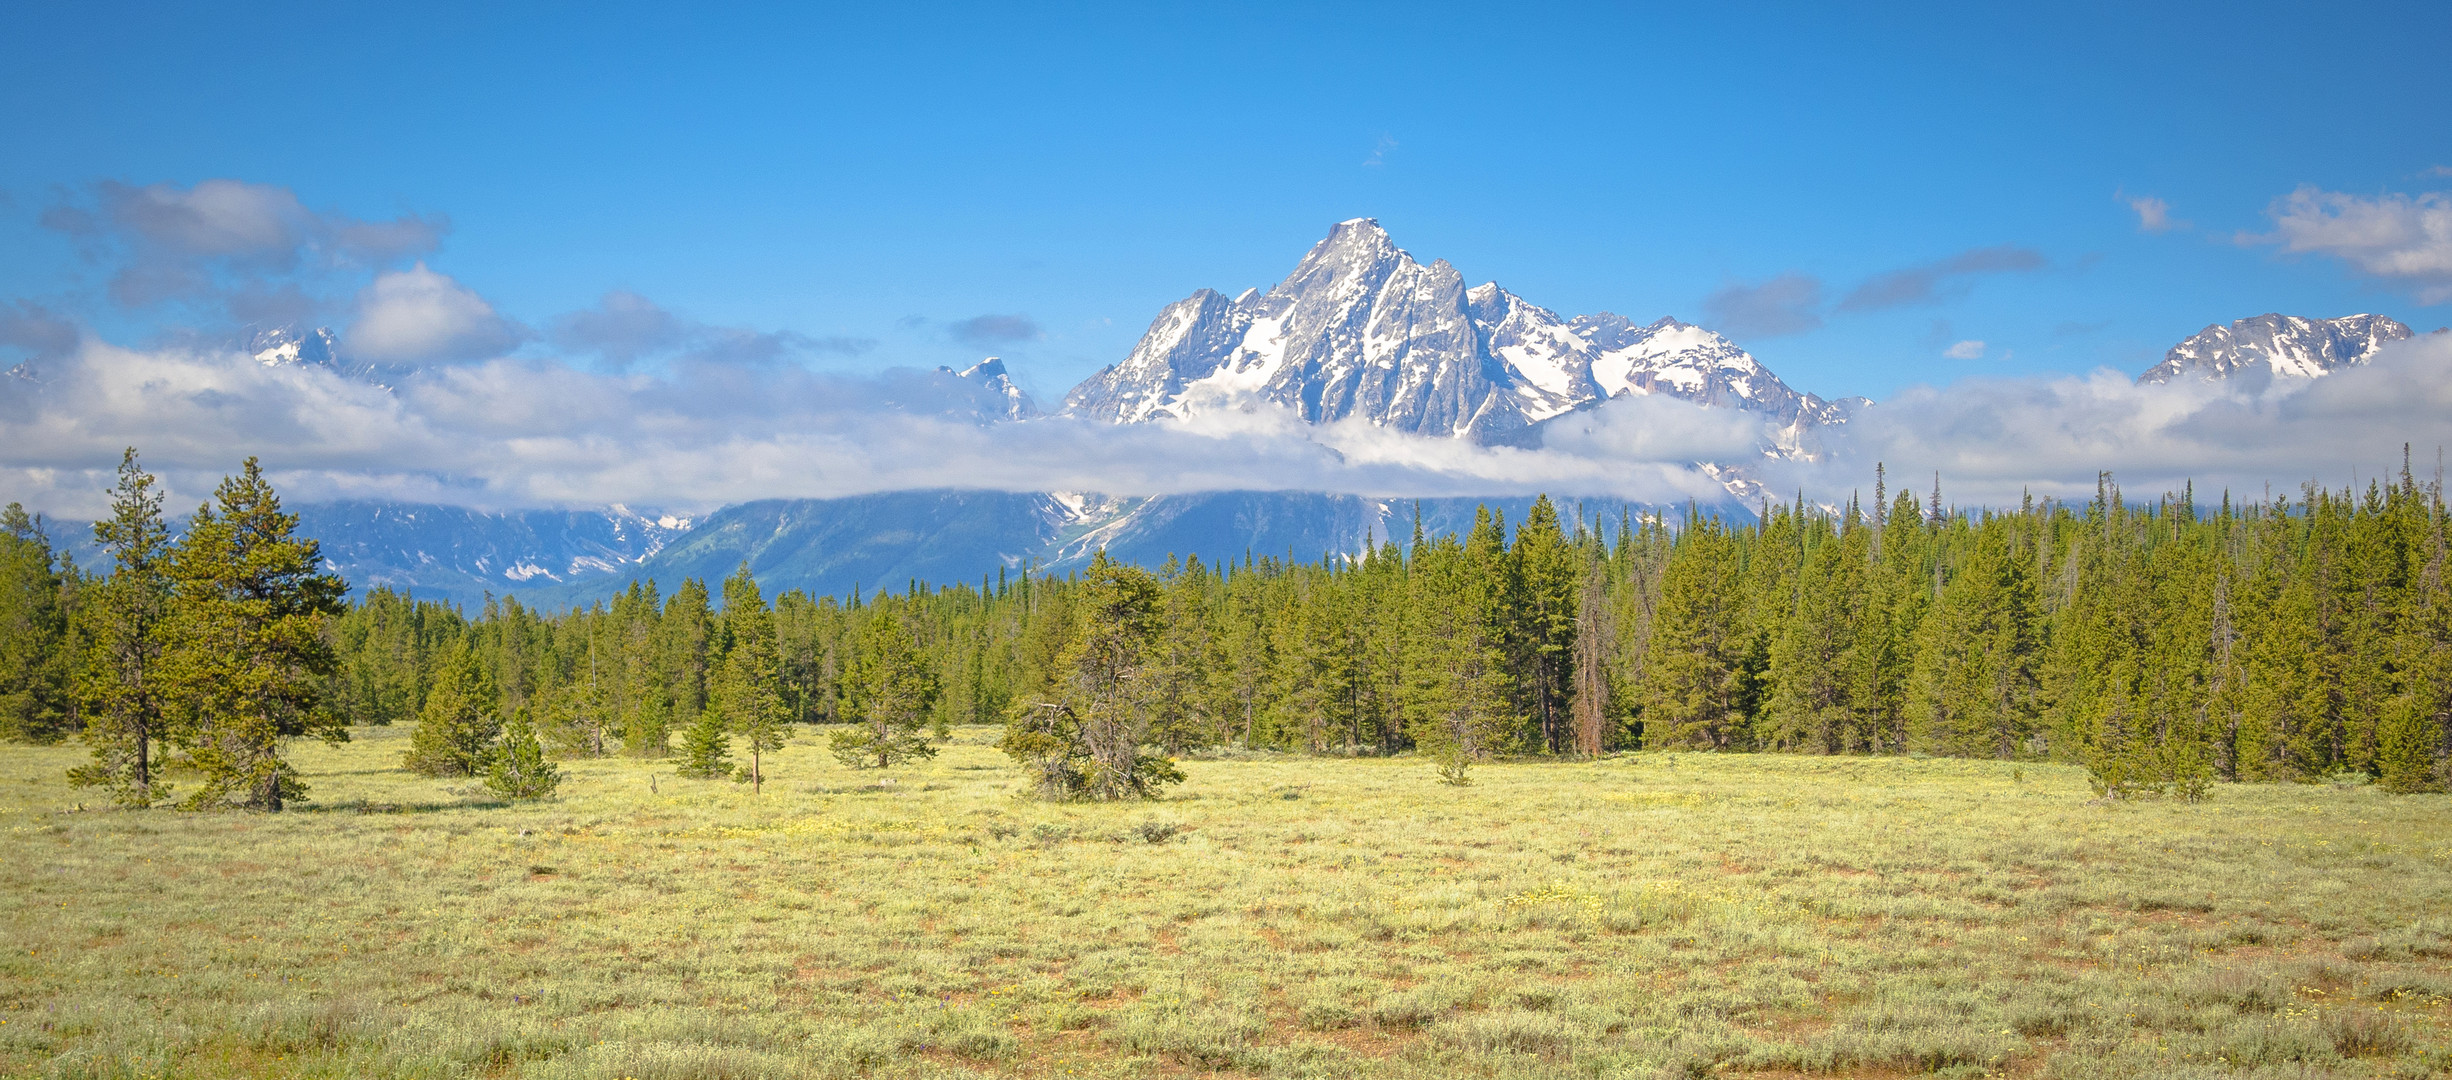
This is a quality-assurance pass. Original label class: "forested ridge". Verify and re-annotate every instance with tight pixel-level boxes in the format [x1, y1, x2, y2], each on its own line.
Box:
[7, 453, 2452, 803]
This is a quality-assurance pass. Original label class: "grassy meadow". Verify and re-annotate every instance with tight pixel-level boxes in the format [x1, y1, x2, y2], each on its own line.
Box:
[3, 728, 2451, 1079]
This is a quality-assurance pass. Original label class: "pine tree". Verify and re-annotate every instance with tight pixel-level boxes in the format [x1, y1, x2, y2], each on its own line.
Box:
[0, 503, 72, 744]
[1906, 522, 2043, 758]
[678, 706, 731, 779]
[404, 639, 502, 777]
[718, 566, 791, 791]
[649, 579, 713, 757]
[1510, 496, 1579, 753]
[1641, 514, 1744, 749]
[1400, 534, 1514, 780]
[2380, 502, 2451, 792]
[832, 604, 940, 769]
[1568, 545, 1613, 756]
[1764, 513, 1865, 752]
[486, 706, 561, 799]
[328, 588, 431, 727]
[70, 450, 173, 806]
[158, 459, 348, 811]
[1213, 565, 1274, 748]
[612, 581, 666, 754]
[1145, 556, 1219, 752]
[1000, 552, 1183, 800]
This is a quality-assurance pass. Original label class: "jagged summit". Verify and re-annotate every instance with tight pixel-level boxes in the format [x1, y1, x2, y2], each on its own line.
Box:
[247, 325, 394, 386]
[1062, 220, 1837, 448]
[929, 356, 1038, 422]
[249, 326, 342, 368]
[2138, 313, 2412, 385]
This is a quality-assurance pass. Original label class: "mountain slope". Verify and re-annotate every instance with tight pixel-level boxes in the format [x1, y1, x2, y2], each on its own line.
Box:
[501, 490, 1676, 609]
[294, 502, 689, 603]
[2138, 313, 2413, 384]
[510, 491, 1083, 608]
[43, 501, 690, 608]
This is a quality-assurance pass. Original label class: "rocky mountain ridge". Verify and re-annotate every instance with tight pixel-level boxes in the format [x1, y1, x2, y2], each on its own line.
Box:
[2137, 313, 2414, 385]
[1062, 219, 1845, 451]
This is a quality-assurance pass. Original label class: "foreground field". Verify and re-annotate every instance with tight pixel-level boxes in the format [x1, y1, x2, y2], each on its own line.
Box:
[3, 729, 2450, 1079]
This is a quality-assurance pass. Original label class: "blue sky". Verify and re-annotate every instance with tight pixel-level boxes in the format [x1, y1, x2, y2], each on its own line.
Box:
[2, 1, 2446, 404]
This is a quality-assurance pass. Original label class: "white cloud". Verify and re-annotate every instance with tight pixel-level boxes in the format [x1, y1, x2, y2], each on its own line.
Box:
[2123, 193, 2183, 233]
[346, 264, 524, 364]
[2255, 185, 2452, 303]
[1943, 339, 1986, 360]
[0, 335, 1750, 520]
[1786, 332, 2452, 507]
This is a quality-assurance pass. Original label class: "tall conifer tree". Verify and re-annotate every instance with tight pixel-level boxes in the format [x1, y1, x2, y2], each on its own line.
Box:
[159, 459, 348, 811]
[70, 450, 172, 804]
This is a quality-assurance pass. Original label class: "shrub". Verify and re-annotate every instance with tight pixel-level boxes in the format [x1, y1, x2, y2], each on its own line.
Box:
[486, 709, 561, 800]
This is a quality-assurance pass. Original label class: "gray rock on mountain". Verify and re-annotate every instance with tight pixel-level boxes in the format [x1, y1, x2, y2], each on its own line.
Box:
[2137, 313, 2412, 385]
[1063, 218, 1840, 452]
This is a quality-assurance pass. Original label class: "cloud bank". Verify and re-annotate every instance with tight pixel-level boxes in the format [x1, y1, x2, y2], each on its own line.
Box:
[6, 328, 2451, 522]
[1781, 332, 2452, 508]
[0, 334, 1755, 519]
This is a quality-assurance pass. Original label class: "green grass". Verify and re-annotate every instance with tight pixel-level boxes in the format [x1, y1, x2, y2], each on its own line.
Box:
[4, 728, 2451, 1079]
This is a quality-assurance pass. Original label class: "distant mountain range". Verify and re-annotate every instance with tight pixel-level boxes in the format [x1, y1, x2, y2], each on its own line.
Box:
[36, 224, 2428, 609]
[505, 491, 1600, 609]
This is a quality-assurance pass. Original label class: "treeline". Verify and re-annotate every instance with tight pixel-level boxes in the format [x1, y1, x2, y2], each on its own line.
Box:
[7, 454, 2452, 805]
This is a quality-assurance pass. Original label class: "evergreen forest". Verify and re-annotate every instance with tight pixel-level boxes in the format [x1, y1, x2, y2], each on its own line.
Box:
[9, 452, 2452, 803]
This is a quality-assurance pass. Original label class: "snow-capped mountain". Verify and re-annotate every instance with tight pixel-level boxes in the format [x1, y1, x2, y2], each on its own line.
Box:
[506, 490, 1655, 610]
[2137, 313, 2412, 385]
[249, 325, 390, 384]
[944, 357, 1038, 421]
[249, 325, 342, 367]
[1063, 218, 1841, 449]
[288, 502, 692, 604]
[43, 500, 694, 608]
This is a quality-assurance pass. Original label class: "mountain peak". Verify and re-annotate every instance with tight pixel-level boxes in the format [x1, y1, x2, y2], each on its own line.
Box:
[929, 356, 1037, 421]
[1304, 218, 1402, 260]
[249, 325, 341, 368]
[2138, 312, 2411, 384]
[1064, 222, 1834, 453]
